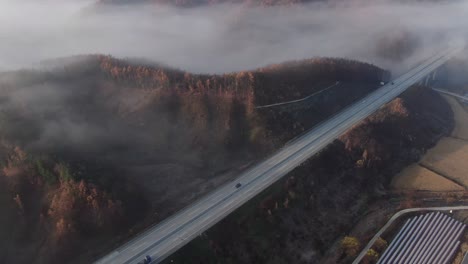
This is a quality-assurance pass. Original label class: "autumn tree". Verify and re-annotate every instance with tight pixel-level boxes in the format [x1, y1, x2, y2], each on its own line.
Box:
[373, 237, 388, 252]
[341, 236, 361, 257]
[362, 249, 379, 264]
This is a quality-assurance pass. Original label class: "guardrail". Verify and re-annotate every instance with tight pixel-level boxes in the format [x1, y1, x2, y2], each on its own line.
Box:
[432, 88, 468, 102]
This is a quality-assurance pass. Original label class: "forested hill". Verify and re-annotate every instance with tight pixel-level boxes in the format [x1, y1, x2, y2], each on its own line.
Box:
[0, 55, 385, 264]
[97, 55, 385, 104]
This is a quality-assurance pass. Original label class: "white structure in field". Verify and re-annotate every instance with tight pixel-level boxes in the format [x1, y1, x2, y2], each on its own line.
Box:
[377, 212, 466, 264]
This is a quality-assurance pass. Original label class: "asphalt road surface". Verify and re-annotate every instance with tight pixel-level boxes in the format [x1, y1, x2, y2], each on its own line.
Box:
[95, 46, 462, 264]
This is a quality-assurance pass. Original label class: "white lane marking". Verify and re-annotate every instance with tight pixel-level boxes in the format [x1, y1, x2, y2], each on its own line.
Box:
[130, 242, 148, 252]
[97, 47, 462, 264]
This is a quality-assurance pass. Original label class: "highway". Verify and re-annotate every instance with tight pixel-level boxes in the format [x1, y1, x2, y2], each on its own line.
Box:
[95, 46, 463, 264]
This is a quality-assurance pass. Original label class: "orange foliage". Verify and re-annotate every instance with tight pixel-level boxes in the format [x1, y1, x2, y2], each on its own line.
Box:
[48, 179, 124, 238]
[97, 55, 257, 108]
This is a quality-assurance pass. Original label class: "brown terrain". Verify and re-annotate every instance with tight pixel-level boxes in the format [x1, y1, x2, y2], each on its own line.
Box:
[391, 164, 464, 191]
[320, 56, 468, 264]
[391, 54, 468, 193]
[388, 62, 468, 264]
[0, 1, 459, 263]
[0, 55, 385, 264]
[165, 84, 454, 264]
[391, 96, 468, 192]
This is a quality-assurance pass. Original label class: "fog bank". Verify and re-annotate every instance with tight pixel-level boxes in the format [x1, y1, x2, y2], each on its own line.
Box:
[0, 0, 467, 74]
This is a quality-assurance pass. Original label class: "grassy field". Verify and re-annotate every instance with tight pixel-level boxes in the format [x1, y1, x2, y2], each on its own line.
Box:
[420, 137, 468, 188]
[391, 164, 464, 191]
[445, 96, 468, 141]
[392, 96, 468, 191]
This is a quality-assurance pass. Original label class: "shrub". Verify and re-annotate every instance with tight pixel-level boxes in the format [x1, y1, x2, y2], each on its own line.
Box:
[341, 236, 361, 257]
[363, 249, 379, 264]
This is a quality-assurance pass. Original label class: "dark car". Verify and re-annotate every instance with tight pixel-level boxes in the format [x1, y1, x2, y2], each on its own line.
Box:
[139, 255, 152, 264]
[235, 183, 242, 188]
[391, 82, 395, 85]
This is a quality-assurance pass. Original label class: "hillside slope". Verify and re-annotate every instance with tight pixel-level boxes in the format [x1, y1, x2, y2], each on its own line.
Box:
[165, 86, 454, 264]
[0, 56, 385, 263]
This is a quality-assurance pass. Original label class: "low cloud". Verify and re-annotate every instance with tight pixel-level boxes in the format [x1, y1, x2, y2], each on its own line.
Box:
[0, 0, 467, 74]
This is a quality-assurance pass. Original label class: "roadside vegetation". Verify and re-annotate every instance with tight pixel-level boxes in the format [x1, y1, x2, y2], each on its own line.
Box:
[165, 84, 453, 264]
[392, 56, 468, 193]
[0, 55, 385, 263]
[328, 55, 468, 264]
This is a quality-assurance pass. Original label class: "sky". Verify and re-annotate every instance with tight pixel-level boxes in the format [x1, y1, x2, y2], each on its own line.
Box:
[0, 0, 467, 74]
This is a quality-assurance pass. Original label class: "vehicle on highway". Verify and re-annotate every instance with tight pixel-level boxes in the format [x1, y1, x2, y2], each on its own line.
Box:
[139, 255, 152, 264]
[95, 47, 462, 264]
